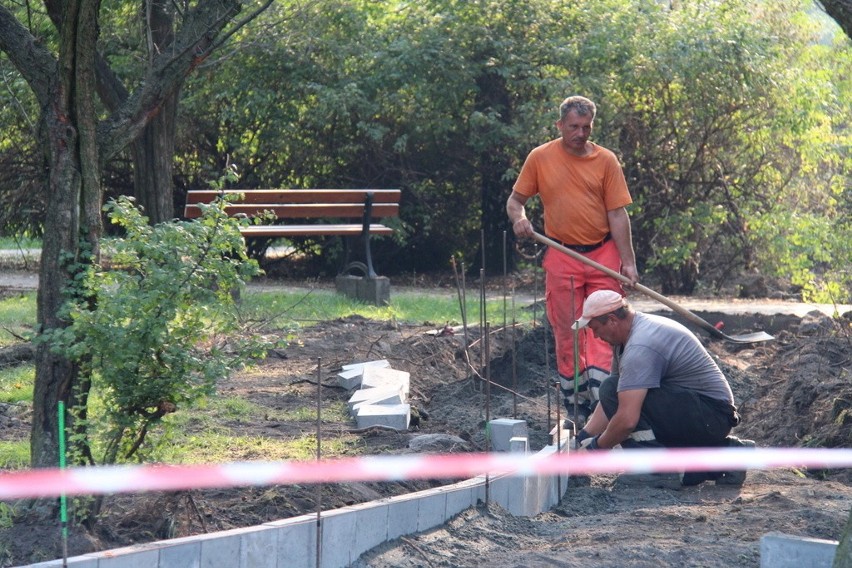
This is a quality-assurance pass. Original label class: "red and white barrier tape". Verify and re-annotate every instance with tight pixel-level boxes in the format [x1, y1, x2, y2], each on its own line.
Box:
[3, 447, 851, 500]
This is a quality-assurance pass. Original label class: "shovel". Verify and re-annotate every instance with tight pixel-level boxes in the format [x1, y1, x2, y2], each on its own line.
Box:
[533, 232, 774, 344]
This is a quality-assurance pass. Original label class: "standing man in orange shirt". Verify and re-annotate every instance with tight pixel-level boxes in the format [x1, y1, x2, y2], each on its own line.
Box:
[507, 95, 639, 426]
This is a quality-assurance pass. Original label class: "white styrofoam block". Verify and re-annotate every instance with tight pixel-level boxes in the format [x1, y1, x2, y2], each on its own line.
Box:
[347, 385, 405, 411]
[342, 359, 389, 372]
[355, 403, 410, 431]
[489, 418, 528, 452]
[361, 367, 410, 396]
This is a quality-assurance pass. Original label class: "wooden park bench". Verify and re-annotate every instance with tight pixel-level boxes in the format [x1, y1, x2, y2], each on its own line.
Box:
[184, 189, 401, 281]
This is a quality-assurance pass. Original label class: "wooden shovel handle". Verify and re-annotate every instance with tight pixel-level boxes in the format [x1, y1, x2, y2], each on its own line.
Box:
[532, 232, 727, 340]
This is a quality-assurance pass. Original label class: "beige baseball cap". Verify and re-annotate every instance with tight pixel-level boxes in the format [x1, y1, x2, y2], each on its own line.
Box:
[573, 290, 626, 330]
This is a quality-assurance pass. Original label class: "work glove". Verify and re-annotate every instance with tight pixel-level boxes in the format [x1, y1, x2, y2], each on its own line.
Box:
[571, 429, 598, 450]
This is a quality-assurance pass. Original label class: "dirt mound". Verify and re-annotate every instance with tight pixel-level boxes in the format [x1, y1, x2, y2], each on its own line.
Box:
[2, 306, 852, 566]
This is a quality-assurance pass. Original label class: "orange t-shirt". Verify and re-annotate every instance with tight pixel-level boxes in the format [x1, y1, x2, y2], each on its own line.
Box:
[513, 140, 632, 245]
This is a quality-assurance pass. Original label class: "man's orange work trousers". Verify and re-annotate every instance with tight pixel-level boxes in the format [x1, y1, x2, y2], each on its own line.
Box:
[542, 239, 624, 409]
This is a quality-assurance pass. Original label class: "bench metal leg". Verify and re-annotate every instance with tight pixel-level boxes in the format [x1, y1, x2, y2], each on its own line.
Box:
[362, 193, 377, 278]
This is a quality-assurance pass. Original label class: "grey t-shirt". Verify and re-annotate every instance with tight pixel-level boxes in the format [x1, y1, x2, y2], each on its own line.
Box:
[614, 312, 734, 404]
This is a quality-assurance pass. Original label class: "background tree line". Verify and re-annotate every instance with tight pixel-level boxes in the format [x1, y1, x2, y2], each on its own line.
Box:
[1, 0, 849, 300]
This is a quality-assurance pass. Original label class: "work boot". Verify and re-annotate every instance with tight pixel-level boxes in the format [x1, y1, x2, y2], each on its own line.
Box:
[680, 471, 721, 486]
[715, 436, 757, 486]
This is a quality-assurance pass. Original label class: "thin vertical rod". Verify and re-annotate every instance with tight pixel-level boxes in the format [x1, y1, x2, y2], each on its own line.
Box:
[58, 401, 68, 568]
[511, 284, 517, 418]
[570, 275, 579, 438]
[545, 308, 552, 434]
[533, 243, 539, 328]
[502, 230, 507, 333]
[484, 321, 491, 504]
[315, 358, 322, 568]
[479, 267, 486, 391]
[556, 380, 563, 500]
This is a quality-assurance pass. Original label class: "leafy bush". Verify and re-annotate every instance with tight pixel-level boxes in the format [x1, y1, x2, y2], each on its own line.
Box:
[43, 196, 268, 465]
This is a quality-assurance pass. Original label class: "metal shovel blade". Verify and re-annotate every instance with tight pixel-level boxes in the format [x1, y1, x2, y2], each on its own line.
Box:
[532, 232, 774, 344]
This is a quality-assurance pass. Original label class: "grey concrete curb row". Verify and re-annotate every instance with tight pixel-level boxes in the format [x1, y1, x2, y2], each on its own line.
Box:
[23, 443, 570, 568]
[21, 455, 842, 567]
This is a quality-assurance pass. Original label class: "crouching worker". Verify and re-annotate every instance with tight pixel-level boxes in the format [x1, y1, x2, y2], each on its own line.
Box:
[571, 290, 755, 486]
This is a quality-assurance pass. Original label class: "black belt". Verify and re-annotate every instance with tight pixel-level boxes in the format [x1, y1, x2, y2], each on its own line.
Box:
[551, 232, 611, 253]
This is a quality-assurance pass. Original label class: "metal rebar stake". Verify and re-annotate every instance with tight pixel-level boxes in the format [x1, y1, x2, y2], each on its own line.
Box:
[315, 358, 323, 568]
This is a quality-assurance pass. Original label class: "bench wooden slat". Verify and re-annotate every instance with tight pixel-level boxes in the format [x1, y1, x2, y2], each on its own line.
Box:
[183, 188, 399, 278]
[239, 224, 394, 237]
[184, 202, 399, 220]
[186, 189, 401, 205]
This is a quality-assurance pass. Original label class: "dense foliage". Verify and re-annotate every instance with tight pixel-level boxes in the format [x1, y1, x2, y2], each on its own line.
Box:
[1, 0, 849, 301]
[41, 196, 266, 467]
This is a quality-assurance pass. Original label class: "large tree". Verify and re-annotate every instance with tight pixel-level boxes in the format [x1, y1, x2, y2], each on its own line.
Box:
[0, 0, 247, 470]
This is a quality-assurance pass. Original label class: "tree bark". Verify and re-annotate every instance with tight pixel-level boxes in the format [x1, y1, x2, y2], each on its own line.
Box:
[1, 0, 246, 470]
[131, 0, 178, 223]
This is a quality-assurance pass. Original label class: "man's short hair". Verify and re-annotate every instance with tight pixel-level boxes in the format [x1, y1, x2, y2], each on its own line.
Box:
[560, 96, 597, 121]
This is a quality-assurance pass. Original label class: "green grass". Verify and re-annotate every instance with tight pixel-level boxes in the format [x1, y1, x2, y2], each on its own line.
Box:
[0, 365, 34, 404]
[0, 283, 519, 470]
[240, 287, 530, 330]
[0, 442, 29, 469]
[0, 236, 40, 249]
[0, 292, 36, 348]
[144, 396, 356, 464]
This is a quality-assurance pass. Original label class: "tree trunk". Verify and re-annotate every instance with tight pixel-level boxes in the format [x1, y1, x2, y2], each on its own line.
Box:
[131, 0, 178, 224]
[131, 91, 178, 223]
[31, 0, 102, 469]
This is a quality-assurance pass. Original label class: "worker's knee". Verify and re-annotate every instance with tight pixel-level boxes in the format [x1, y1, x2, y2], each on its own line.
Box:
[597, 374, 618, 418]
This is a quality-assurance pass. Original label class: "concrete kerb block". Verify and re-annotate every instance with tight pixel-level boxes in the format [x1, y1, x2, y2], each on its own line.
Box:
[264, 516, 317, 568]
[509, 436, 528, 453]
[355, 403, 410, 431]
[238, 526, 278, 568]
[760, 532, 838, 568]
[443, 478, 480, 518]
[25, 556, 99, 567]
[342, 359, 390, 372]
[361, 367, 410, 397]
[158, 540, 203, 568]
[338, 360, 390, 390]
[88, 544, 161, 568]
[348, 385, 405, 413]
[489, 418, 528, 452]
[349, 501, 391, 562]
[319, 506, 360, 568]
[384, 493, 420, 540]
[484, 474, 512, 510]
[416, 490, 449, 533]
